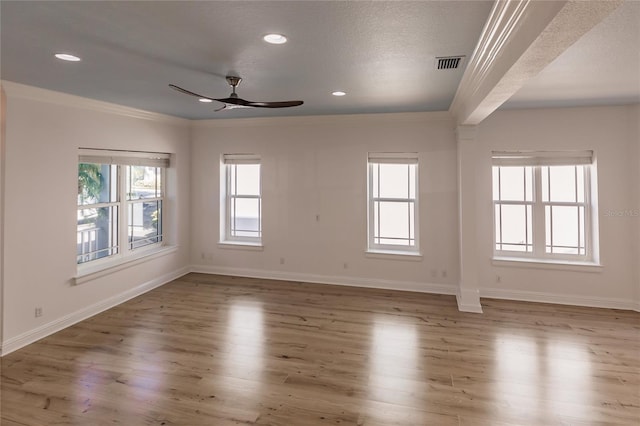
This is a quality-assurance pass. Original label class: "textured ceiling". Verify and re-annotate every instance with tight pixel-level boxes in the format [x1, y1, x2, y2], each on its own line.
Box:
[0, 1, 493, 119]
[1, 1, 638, 120]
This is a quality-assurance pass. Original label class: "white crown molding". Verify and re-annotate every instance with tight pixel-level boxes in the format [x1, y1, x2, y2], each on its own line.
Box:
[480, 287, 639, 312]
[0, 80, 189, 126]
[191, 110, 453, 129]
[0, 266, 190, 356]
[190, 264, 458, 296]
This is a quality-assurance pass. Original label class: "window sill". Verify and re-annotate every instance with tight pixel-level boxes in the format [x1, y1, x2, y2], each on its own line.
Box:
[365, 250, 423, 261]
[74, 245, 178, 285]
[218, 241, 264, 251]
[492, 257, 602, 273]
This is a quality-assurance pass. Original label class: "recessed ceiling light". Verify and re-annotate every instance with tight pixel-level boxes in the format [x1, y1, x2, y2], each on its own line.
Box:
[199, 98, 213, 103]
[332, 91, 346, 97]
[54, 53, 81, 62]
[263, 34, 287, 44]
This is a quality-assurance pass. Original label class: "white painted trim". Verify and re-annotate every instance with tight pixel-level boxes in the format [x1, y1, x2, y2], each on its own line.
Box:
[217, 242, 264, 251]
[480, 287, 639, 311]
[192, 111, 453, 129]
[492, 257, 603, 273]
[456, 288, 483, 313]
[0, 266, 190, 356]
[364, 251, 423, 261]
[75, 246, 179, 285]
[190, 264, 457, 296]
[0, 80, 189, 125]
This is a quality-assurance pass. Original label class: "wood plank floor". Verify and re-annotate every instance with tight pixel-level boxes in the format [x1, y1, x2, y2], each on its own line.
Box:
[2, 273, 639, 425]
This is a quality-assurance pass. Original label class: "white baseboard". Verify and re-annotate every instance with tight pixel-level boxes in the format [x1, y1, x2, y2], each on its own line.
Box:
[0, 266, 190, 356]
[3, 266, 637, 356]
[190, 264, 458, 296]
[480, 287, 640, 311]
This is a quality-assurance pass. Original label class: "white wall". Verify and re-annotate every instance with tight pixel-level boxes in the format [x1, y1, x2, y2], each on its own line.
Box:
[1, 87, 6, 347]
[1, 83, 191, 352]
[2, 81, 637, 357]
[475, 105, 639, 308]
[190, 113, 460, 293]
[633, 105, 640, 307]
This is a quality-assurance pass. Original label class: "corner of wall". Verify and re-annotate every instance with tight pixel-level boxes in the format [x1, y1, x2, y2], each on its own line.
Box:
[1, 84, 6, 348]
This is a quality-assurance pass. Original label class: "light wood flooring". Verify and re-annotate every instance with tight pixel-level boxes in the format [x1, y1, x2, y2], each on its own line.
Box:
[1, 273, 639, 425]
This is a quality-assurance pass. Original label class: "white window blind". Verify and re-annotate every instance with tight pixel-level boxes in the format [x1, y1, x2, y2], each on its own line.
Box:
[79, 148, 170, 168]
[492, 151, 593, 167]
[368, 152, 418, 164]
[223, 154, 261, 165]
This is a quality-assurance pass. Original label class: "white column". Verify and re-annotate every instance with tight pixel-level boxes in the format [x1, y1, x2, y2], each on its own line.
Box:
[456, 125, 482, 313]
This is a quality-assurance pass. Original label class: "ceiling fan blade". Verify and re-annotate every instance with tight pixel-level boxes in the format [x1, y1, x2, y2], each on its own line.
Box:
[244, 100, 304, 108]
[214, 97, 252, 107]
[170, 80, 304, 109]
[168, 84, 217, 101]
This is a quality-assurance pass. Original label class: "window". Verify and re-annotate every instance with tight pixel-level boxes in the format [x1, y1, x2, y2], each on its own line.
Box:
[492, 151, 596, 261]
[367, 153, 419, 253]
[222, 154, 262, 244]
[77, 149, 169, 265]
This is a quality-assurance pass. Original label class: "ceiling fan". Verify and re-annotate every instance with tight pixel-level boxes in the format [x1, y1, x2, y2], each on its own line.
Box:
[169, 76, 303, 111]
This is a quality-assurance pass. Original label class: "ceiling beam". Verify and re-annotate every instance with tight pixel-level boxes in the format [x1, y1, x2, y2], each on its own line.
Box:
[449, 0, 623, 125]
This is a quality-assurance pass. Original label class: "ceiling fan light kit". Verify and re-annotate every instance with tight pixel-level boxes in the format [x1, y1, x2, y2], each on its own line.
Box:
[170, 75, 303, 112]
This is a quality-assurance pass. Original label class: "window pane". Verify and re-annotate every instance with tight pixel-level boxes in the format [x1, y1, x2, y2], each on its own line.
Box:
[231, 197, 261, 236]
[498, 167, 526, 201]
[547, 205, 580, 254]
[524, 166, 533, 202]
[372, 164, 379, 197]
[549, 166, 577, 202]
[498, 204, 531, 252]
[579, 206, 585, 255]
[77, 206, 118, 263]
[492, 167, 500, 201]
[376, 201, 412, 245]
[378, 164, 410, 199]
[230, 164, 237, 194]
[235, 164, 260, 196]
[495, 204, 501, 246]
[577, 166, 585, 203]
[127, 166, 161, 200]
[78, 163, 117, 205]
[409, 164, 416, 199]
[542, 166, 550, 202]
[128, 201, 162, 249]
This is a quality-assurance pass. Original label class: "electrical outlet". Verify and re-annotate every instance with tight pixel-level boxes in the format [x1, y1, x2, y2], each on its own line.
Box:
[496, 275, 502, 283]
[441, 270, 447, 278]
[35, 307, 43, 318]
[343, 262, 348, 269]
[280, 257, 285, 265]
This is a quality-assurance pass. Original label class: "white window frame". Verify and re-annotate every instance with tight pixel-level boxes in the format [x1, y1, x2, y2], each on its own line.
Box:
[492, 151, 597, 263]
[367, 153, 420, 255]
[220, 154, 262, 245]
[77, 149, 169, 269]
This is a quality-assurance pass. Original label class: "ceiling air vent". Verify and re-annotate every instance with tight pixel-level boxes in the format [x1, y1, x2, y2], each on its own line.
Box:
[436, 56, 465, 70]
